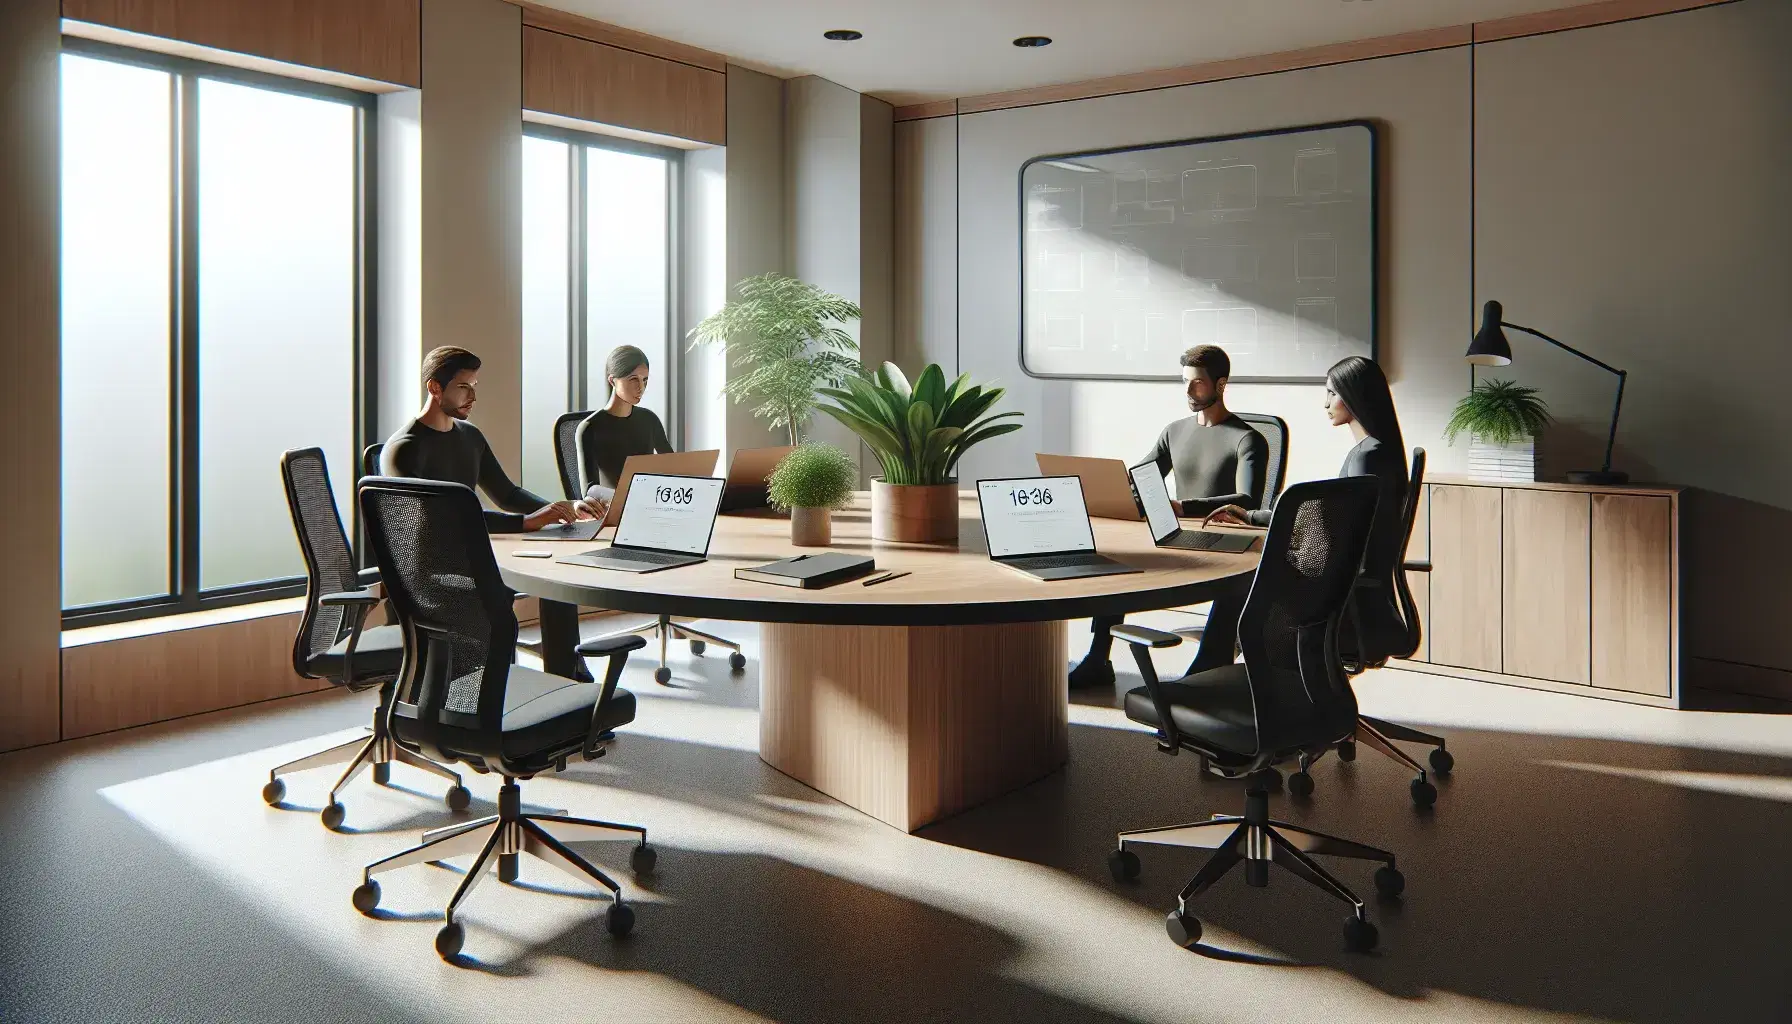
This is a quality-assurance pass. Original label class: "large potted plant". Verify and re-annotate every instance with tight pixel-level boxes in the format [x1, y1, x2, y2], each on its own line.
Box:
[1445, 378, 1552, 482]
[767, 442, 857, 547]
[819, 362, 1022, 543]
[688, 273, 863, 445]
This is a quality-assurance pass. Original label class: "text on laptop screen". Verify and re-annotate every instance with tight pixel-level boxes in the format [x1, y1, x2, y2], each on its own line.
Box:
[613, 474, 725, 555]
[977, 476, 1096, 558]
[1129, 462, 1181, 543]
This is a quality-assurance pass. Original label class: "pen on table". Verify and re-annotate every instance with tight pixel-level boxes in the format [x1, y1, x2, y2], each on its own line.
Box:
[863, 571, 910, 587]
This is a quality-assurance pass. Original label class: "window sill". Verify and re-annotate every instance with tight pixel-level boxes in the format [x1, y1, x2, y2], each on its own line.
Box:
[61, 596, 307, 649]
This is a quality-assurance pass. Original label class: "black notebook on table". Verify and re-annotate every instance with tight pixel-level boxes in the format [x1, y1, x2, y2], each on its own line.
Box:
[734, 552, 876, 589]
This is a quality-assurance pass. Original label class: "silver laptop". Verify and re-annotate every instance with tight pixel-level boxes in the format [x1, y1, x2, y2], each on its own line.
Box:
[976, 476, 1140, 581]
[560, 473, 725, 573]
[1128, 461, 1258, 553]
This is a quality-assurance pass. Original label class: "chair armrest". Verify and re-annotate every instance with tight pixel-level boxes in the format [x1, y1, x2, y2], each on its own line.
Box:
[576, 635, 649, 659]
[578, 634, 648, 759]
[1112, 624, 1184, 649]
[320, 589, 379, 607]
[1402, 559, 1432, 573]
[357, 566, 381, 588]
[320, 590, 381, 681]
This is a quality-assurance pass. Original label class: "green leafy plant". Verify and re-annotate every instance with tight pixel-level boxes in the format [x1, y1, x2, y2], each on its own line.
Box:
[767, 442, 858, 511]
[1444, 378, 1552, 446]
[818, 362, 1023, 486]
[688, 273, 863, 445]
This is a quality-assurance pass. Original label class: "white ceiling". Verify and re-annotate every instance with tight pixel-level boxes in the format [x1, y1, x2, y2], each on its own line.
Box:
[536, 0, 1608, 105]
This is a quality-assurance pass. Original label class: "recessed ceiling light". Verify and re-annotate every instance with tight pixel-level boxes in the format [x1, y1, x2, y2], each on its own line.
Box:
[1013, 36, 1052, 48]
[823, 29, 863, 41]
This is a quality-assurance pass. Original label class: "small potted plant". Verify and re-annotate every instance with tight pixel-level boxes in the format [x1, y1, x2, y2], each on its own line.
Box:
[767, 441, 858, 546]
[818, 362, 1023, 543]
[1445, 378, 1552, 482]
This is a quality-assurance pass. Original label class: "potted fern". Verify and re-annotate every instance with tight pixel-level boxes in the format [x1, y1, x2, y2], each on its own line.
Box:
[688, 273, 863, 445]
[767, 442, 857, 546]
[818, 362, 1023, 543]
[1445, 378, 1551, 482]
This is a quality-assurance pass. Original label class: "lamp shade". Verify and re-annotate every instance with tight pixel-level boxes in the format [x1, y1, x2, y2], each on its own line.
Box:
[1466, 300, 1513, 366]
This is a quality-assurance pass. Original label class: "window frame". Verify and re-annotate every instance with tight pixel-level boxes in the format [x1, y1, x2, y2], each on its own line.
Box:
[521, 122, 684, 448]
[59, 37, 379, 630]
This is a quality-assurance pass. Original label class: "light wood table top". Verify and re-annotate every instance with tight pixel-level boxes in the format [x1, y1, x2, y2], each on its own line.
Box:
[494, 491, 1260, 626]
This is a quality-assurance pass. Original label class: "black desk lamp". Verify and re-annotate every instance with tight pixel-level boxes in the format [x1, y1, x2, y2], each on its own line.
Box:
[1467, 300, 1628, 485]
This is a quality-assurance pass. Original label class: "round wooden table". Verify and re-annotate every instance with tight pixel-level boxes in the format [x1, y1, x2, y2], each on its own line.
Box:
[493, 492, 1260, 832]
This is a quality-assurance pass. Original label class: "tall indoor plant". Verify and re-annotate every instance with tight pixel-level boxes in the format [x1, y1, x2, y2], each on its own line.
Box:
[688, 273, 862, 445]
[819, 362, 1023, 542]
[1445, 378, 1552, 482]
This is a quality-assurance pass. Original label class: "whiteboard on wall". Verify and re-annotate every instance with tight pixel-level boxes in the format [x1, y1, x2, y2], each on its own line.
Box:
[1020, 120, 1377, 383]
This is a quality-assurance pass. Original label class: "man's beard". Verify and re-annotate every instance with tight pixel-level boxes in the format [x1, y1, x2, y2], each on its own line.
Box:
[1187, 394, 1217, 412]
[447, 403, 472, 420]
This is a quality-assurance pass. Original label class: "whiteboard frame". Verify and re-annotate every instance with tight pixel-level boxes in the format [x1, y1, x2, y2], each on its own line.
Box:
[1017, 119, 1380, 384]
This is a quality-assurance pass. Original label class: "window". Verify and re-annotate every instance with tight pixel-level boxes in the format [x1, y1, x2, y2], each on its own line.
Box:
[59, 43, 372, 626]
[520, 128, 678, 498]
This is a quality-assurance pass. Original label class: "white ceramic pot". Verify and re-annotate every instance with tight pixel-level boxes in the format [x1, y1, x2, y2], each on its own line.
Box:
[1467, 433, 1536, 482]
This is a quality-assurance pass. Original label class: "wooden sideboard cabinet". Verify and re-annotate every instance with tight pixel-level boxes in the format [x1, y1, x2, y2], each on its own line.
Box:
[1396, 476, 1681, 707]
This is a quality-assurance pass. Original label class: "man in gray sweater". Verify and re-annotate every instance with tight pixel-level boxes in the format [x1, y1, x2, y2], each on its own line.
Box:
[381, 347, 597, 533]
[1069, 344, 1268, 687]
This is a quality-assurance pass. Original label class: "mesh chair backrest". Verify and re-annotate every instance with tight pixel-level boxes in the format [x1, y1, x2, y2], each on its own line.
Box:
[1235, 412, 1288, 512]
[362, 443, 384, 478]
[359, 477, 518, 737]
[1237, 476, 1380, 752]
[1390, 448, 1427, 659]
[553, 411, 593, 500]
[281, 448, 360, 680]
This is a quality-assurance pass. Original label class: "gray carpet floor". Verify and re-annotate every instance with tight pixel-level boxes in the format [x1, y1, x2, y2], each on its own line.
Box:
[2, 614, 1789, 1023]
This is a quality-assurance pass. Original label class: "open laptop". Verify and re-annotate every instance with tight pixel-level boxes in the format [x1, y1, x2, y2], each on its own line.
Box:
[1035, 454, 1144, 521]
[976, 476, 1140, 581]
[1128, 460, 1260, 553]
[720, 445, 795, 512]
[561, 473, 725, 573]
[601, 450, 720, 527]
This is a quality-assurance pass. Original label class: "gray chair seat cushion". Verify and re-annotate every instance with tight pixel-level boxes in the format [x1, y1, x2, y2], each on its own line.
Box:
[1122, 663, 1259, 758]
[307, 624, 404, 682]
[497, 665, 636, 762]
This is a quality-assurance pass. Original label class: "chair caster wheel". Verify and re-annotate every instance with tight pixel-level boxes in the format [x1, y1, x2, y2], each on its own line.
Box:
[728, 652, 747, 671]
[1337, 740, 1357, 762]
[321, 802, 346, 831]
[498, 853, 519, 883]
[1266, 768, 1284, 792]
[1410, 778, 1437, 808]
[1374, 865, 1405, 898]
[435, 922, 464, 960]
[1288, 770, 1314, 798]
[654, 666, 672, 685]
[373, 762, 391, 786]
[1108, 847, 1141, 883]
[607, 902, 636, 938]
[1430, 748, 1454, 774]
[1165, 910, 1202, 948]
[631, 843, 658, 875]
[1344, 915, 1379, 952]
[262, 778, 286, 806]
[445, 785, 471, 812]
[689, 639, 706, 656]
[352, 880, 381, 915]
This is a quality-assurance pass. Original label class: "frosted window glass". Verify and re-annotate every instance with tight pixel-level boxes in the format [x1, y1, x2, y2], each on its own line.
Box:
[586, 148, 670, 425]
[521, 136, 571, 497]
[197, 78, 357, 590]
[60, 55, 174, 609]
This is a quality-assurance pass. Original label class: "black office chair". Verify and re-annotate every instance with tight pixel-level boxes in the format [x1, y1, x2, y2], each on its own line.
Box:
[349, 476, 656, 960]
[1106, 477, 1404, 953]
[1334, 447, 1453, 803]
[569, 412, 746, 684]
[362, 442, 384, 478]
[266, 448, 470, 829]
[1235, 411, 1289, 514]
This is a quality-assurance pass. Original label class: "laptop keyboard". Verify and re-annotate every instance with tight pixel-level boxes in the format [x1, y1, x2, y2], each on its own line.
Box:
[608, 548, 692, 565]
[1164, 531, 1233, 550]
[1008, 553, 1104, 570]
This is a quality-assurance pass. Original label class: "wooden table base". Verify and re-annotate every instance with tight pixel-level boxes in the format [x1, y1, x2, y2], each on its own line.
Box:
[758, 620, 1070, 832]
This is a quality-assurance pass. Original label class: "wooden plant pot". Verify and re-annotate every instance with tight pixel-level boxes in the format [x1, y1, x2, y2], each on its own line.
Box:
[870, 479, 959, 543]
[790, 506, 832, 547]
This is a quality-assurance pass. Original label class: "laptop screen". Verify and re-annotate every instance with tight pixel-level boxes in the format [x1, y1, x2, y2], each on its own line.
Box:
[613, 474, 725, 555]
[1128, 462, 1181, 544]
[977, 476, 1096, 558]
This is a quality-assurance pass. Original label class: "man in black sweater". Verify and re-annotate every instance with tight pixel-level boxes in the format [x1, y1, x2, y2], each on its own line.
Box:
[1069, 344, 1268, 688]
[381, 347, 596, 533]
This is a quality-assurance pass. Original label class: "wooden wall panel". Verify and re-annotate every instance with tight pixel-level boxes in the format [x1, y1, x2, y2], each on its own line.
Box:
[1426, 484, 1503, 672]
[523, 26, 725, 145]
[1591, 494, 1674, 696]
[62, 0, 422, 87]
[0, 0, 64, 754]
[62, 613, 327, 740]
[1502, 489, 1591, 684]
[514, 1, 724, 72]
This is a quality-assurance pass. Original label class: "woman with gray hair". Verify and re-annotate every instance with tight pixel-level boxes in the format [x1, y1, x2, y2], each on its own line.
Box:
[577, 344, 673, 514]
